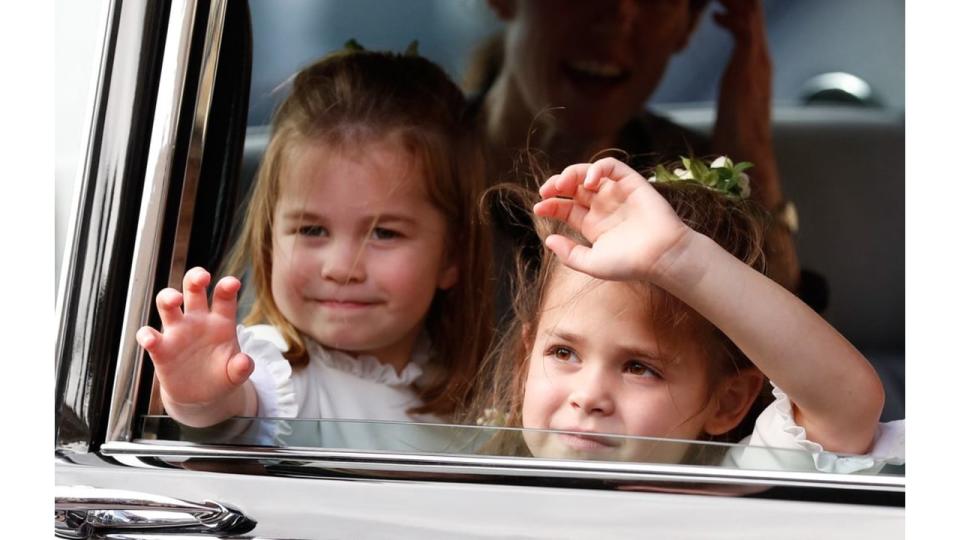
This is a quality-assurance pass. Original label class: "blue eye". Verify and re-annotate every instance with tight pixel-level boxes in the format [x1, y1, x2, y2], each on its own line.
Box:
[297, 225, 327, 237]
[371, 227, 400, 240]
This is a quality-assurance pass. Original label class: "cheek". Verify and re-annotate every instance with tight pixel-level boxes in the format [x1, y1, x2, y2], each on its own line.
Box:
[521, 359, 560, 428]
[271, 246, 309, 300]
[619, 386, 709, 439]
[371, 251, 426, 292]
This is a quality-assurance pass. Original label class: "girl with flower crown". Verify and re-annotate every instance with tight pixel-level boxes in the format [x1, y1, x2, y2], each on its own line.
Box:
[475, 157, 904, 472]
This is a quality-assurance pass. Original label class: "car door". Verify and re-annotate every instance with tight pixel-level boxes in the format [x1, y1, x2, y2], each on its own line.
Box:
[55, 1, 905, 538]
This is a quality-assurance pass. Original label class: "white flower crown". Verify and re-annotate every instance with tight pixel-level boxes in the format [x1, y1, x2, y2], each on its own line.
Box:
[649, 155, 752, 199]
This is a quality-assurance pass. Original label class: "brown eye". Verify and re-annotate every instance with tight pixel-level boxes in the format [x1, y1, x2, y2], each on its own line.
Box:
[371, 227, 400, 240]
[297, 225, 327, 237]
[546, 345, 578, 364]
[625, 360, 657, 378]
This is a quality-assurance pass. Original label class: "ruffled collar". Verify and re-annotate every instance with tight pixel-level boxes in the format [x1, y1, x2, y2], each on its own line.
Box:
[304, 334, 431, 387]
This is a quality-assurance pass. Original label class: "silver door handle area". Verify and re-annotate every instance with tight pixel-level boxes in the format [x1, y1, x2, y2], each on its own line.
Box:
[55, 485, 256, 538]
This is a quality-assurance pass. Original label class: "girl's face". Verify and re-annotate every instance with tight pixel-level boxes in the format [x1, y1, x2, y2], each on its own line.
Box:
[521, 266, 718, 463]
[271, 135, 457, 369]
[496, 0, 693, 138]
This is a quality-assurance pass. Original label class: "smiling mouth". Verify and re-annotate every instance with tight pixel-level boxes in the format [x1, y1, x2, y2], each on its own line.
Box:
[562, 59, 629, 86]
[314, 299, 378, 309]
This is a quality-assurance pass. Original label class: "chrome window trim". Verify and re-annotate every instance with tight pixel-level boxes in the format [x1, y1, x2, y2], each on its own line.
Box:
[106, 0, 229, 443]
[54, 0, 114, 322]
[55, 0, 175, 453]
[102, 441, 904, 493]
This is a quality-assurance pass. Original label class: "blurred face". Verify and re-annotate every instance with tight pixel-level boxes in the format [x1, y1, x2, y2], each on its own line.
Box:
[497, 0, 694, 137]
[521, 266, 717, 463]
[271, 135, 457, 368]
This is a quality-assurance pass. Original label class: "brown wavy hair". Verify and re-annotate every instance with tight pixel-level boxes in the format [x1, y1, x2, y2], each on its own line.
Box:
[224, 50, 494, 417]
[470, 177, 772, 444]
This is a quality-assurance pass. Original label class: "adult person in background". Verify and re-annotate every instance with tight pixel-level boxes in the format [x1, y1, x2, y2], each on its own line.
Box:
[466, 0, 812, 303]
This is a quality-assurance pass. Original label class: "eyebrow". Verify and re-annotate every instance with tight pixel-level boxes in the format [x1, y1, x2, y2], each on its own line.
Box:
[544, 328, 663, 361]
[278, 210, 417, 226]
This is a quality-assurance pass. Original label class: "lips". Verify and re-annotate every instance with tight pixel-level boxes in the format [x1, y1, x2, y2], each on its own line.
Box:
[310, 297, 381, 310]
[317, 300, 374, 308]
[553, 428, 621, 450]
[565, 59, 627, 79]
[563, 58, 629, 86]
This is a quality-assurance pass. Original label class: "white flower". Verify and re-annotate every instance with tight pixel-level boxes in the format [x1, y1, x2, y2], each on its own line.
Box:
[477, 408, 504, 426]
[648, 176, 658, 183]
[673, 168, 694, 180]
[711, 156, 733, 169]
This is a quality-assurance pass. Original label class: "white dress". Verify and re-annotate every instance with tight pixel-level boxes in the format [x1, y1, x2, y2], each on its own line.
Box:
[726, 384, 906, 474]
[237, 324, 459, 451]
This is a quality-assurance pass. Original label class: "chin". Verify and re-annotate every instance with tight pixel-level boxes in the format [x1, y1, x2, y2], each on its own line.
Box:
[308, 328, 372, 351]
[556, 109, 629, 140]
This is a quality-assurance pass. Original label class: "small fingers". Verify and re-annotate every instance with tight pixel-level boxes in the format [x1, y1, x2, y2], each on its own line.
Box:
[584, 157, 645, 190]
[155, 288, 184, 328]
[540, 163, 591, 198]
[182, 267, 211, 313]
[136, 326, 162, 354]
[225, 353, 254, 386]
[533, 198, 589, 232]
[211, 276, 242, 321]
[543, 234, 593, 275]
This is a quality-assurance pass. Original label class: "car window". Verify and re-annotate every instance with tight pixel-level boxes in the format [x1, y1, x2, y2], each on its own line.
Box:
[122, 0, 904, 487]
[141, 415, 905, 477]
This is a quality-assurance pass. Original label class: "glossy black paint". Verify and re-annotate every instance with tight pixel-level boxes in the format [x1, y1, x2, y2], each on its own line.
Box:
[55, 0, 171, 454]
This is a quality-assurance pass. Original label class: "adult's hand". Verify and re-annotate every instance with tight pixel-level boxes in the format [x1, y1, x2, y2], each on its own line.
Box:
[713, 0, 799, 291]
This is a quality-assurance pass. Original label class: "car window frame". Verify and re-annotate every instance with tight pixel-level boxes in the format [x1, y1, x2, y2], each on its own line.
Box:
[66, 0, 905, 508]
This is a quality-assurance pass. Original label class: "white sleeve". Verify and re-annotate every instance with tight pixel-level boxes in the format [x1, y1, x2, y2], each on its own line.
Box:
[730, 384, 905, 474]
[237, 324, 299, 419]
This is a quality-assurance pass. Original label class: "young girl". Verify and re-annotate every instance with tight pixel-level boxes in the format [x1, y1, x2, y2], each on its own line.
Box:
[136, 49, 493, 433]
[478, 157, 904, 472]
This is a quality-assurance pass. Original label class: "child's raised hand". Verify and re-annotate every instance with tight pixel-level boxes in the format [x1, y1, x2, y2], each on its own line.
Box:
[135, 267, 254, 414]
[534, 158, 691, 282]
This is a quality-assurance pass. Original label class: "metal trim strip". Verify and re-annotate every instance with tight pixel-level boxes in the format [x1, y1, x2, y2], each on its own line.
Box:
[101, 441, 904, 493]
[106, 0, 229, 443]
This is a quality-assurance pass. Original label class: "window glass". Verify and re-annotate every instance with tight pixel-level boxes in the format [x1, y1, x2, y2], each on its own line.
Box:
[142, 416, 905, 477]
[139, 0, 905, 483]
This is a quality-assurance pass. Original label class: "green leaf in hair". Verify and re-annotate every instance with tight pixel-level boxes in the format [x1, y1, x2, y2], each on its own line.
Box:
[343, 38, 365, 52]
[404, 40, 420, 57]
[650, 155, 752, 199]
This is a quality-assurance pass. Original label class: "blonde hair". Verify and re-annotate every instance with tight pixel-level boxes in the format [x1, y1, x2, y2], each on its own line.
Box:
[225, 50, 494, 417]
[472, 178, 771, 442]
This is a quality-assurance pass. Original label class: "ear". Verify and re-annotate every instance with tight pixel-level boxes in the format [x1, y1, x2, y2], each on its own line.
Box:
[437, 262, 459, 290]
[703, 369, 765, 437]
[487, 0, 516, 21]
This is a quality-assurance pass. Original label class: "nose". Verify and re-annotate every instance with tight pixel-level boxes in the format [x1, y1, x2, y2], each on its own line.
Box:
[320, 239, 366, 284]
[585, 0, 640, 41]
[568, 366, 615, 416]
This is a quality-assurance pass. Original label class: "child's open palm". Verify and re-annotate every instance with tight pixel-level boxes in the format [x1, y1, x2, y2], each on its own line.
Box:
[136, 267, 254, 413]
[534, 158, 691, 282]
